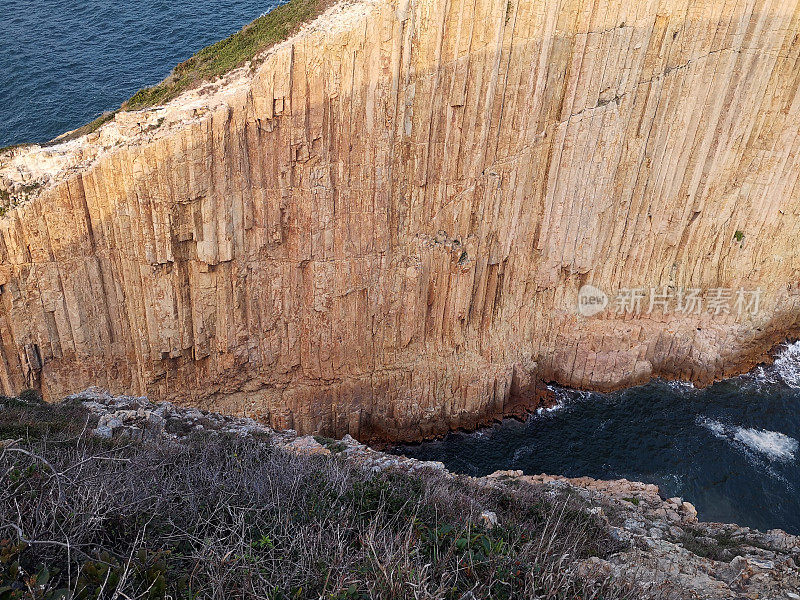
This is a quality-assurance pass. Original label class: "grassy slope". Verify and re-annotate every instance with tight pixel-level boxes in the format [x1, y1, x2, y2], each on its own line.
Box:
[124, 0, 332, 111]
[0, 395, 638, 600]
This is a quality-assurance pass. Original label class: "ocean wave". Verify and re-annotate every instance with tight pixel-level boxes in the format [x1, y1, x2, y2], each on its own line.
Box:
[736, 341, 800, 391]
[698, 417, 726, 438]
[697, 417, 798, 462]
[536, 400, 566, 416]
[536, 386, 595, 416]
[538, 385, 570, 416]
[512, 444, 535, 464]
[772, 340, 800, 389]
[733, 427, 798, 462]
[739, 365, 777, 390]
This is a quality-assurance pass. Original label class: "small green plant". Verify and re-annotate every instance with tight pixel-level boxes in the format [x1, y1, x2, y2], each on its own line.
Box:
[252, 534, 275, 550]
[622, 497, 640, 506]
[142, 117, 166, 134]
[679, 530, 747, 561]
[733, 230, 745, 243]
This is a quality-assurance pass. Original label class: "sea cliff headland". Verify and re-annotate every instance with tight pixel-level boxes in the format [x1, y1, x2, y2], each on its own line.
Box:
[2, 0, 800, 440]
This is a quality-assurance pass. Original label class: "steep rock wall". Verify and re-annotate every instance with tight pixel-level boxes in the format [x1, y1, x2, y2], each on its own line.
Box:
[2, 0, 800, 440]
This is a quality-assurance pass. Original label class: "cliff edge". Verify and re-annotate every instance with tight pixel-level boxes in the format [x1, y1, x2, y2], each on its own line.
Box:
[4, 390, 798, 598]
[2, 0, 800, 440]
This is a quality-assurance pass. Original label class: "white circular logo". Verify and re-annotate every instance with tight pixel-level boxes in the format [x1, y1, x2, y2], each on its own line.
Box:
[577, 285, 608, 316]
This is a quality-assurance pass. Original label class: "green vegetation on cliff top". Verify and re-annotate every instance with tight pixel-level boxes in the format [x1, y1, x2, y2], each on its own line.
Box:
[124, 0, 331, 110]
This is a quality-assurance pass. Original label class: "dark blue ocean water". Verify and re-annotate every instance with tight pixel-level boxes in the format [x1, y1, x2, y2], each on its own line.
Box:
[0, 0, 280, 148]
[394, 343, 800, 535]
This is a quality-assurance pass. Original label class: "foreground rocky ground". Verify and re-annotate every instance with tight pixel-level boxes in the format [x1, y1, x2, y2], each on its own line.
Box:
[1, 389, 798, 599]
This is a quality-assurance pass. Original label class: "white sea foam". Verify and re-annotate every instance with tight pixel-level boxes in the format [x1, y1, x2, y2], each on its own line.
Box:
[741, 365, 776, 390]
[512, 445, 535, 463]
[772, 340, 800, 389]
[698, 417, 726, 438]
[737, 341, 800, 391]
[732, 428, 798, 461]
[697, 417, 798, 462]
[537, 385, 573, 416]
[536, 401, 565, 415]
[536, 386, 593, 416]
[664, 379, 696, 393]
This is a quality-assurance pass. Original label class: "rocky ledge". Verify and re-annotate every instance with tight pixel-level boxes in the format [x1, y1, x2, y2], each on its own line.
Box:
[60, 388, 800, 599]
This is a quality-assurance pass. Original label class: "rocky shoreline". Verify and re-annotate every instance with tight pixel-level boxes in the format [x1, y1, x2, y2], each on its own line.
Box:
[67, 387, 800, 599]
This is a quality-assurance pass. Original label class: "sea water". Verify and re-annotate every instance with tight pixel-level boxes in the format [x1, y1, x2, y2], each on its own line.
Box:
[393, 342, 800, 535]
[0, 0, 280, 147]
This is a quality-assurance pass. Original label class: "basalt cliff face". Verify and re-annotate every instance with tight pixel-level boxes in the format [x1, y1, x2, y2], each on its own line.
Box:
[2, 0, 800, 440]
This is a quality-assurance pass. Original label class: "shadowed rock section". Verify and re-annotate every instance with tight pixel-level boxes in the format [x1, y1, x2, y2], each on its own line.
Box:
[2, 0, 800, 440]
